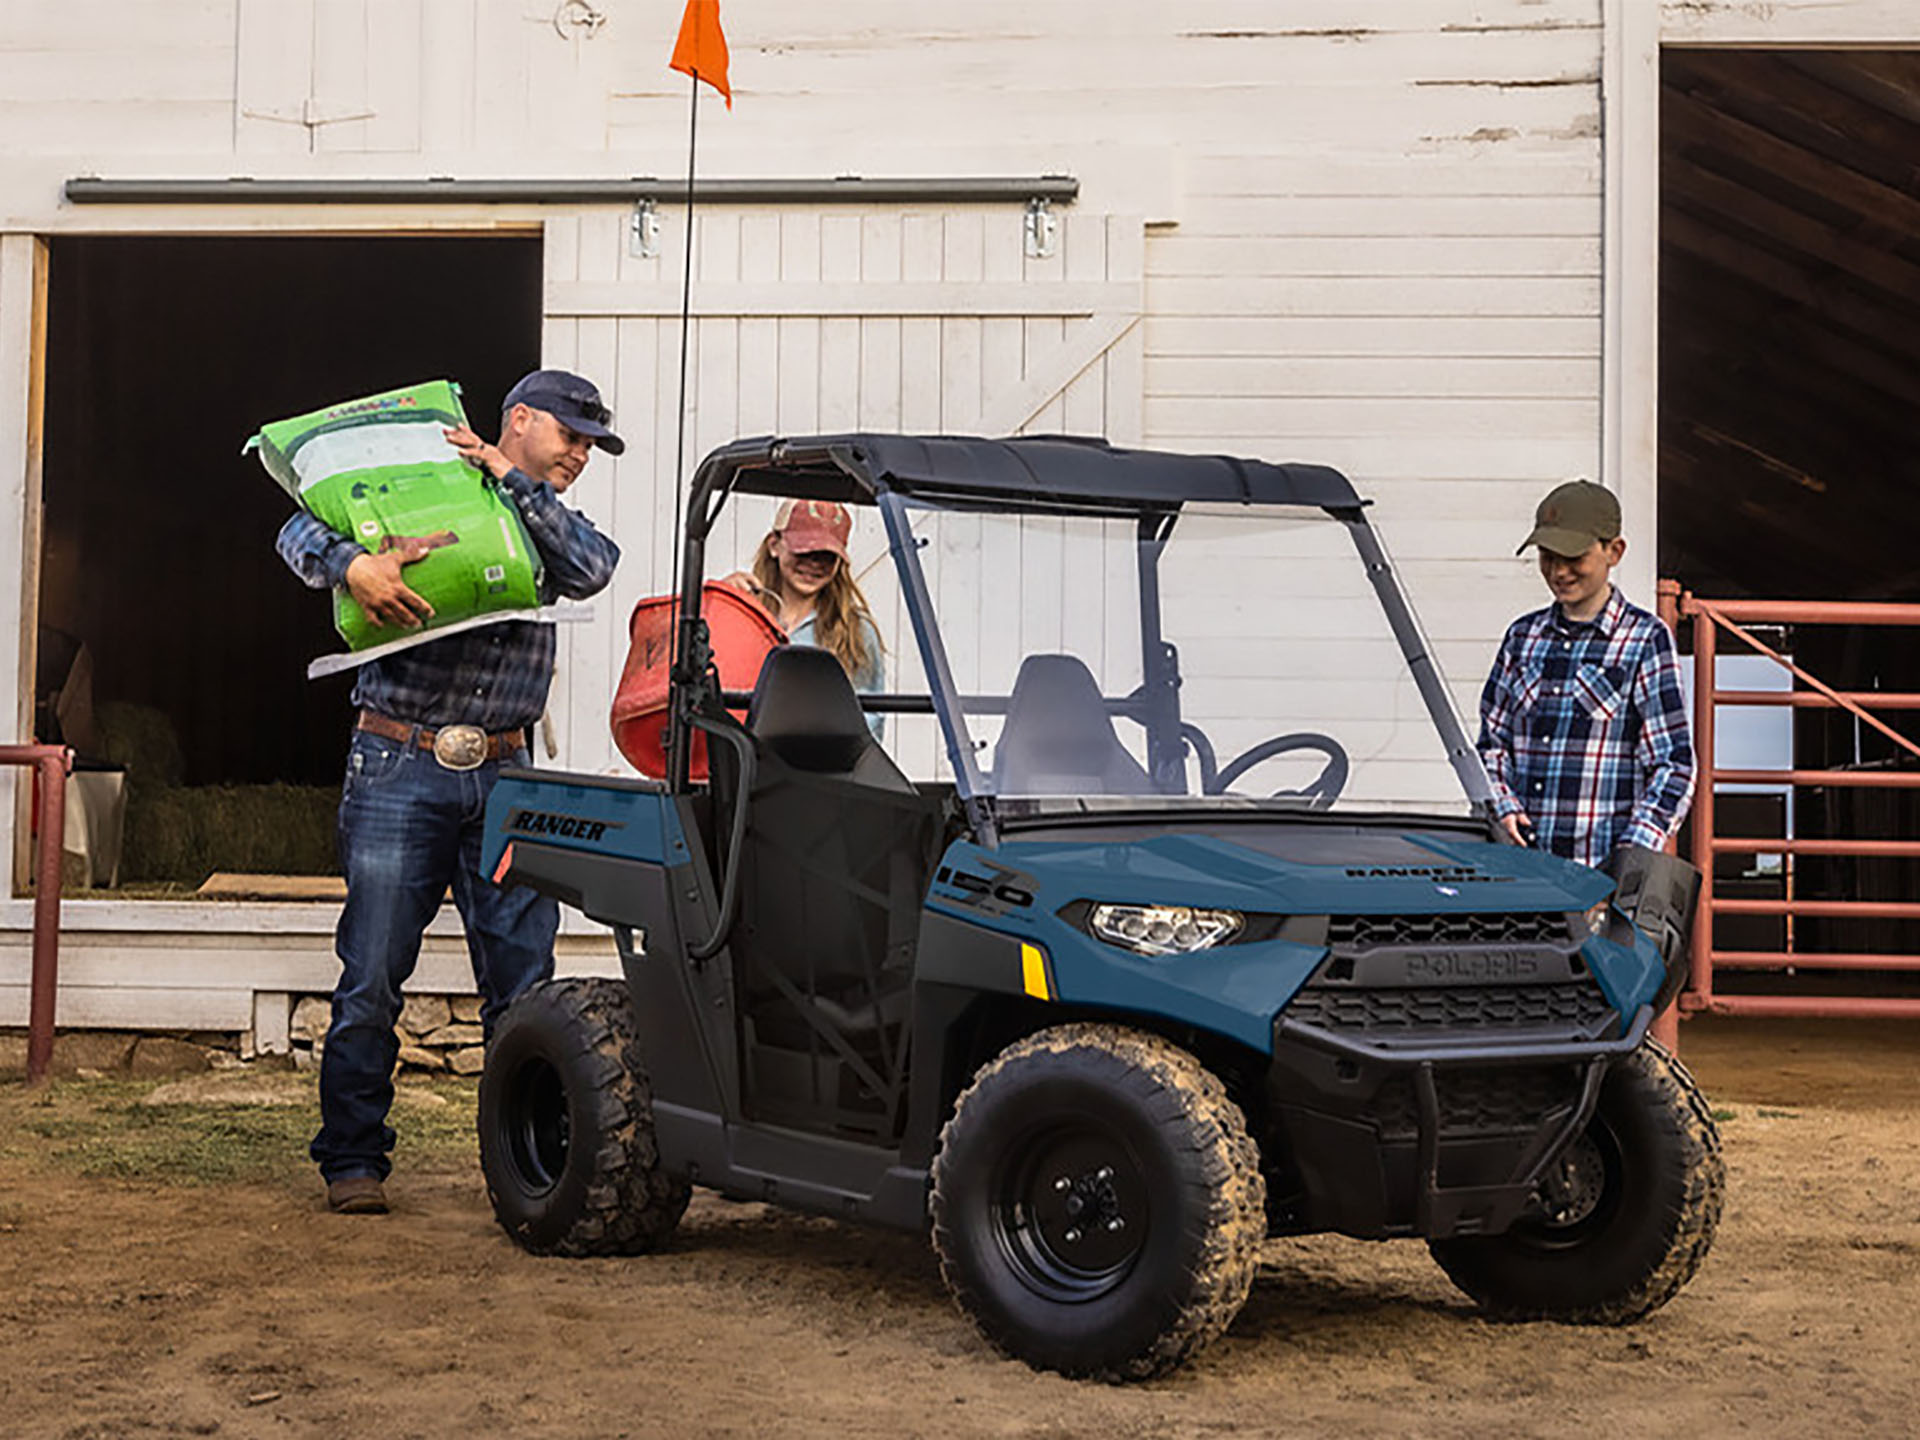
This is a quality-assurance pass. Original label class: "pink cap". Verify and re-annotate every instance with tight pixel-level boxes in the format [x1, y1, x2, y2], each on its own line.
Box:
[772, 498, 852, 560]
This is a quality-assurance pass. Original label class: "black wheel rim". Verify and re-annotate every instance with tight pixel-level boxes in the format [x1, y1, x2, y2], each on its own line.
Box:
[501, 1055, 570, 1196]
[991, 1122, 1149, 1302]
[1513, 1120, 1624, 1250]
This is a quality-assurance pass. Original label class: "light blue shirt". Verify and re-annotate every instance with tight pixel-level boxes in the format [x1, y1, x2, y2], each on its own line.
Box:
[790, 613, 885, 738]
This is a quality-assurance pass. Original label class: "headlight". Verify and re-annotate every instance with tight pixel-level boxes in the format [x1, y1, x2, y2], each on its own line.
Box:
[1089, 904, 1243, 957]
[1582, 901, 1609, 937]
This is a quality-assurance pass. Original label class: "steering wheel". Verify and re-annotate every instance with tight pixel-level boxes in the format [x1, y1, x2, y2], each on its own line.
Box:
[1212, 733, 1350, 809]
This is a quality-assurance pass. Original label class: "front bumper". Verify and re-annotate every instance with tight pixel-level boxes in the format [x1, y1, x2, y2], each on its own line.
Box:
[1262, 910, 1664, 1241]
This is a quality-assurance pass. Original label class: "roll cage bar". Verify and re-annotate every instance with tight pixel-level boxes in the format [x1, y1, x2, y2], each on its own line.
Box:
[666, 434, 1495, 846]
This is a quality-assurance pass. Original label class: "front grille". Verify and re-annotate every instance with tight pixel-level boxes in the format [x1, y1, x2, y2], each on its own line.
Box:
[1366, 1065, 1582, 1140]
[1329, 911, 1571, 950]
[1285, 981, 1615, 1034]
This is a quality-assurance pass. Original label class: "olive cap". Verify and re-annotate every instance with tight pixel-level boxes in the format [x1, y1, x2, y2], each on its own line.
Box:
[1518, 479, 1620, 557]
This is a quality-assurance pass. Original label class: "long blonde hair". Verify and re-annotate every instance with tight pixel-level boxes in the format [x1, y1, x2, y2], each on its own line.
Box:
[751, 535, 882, 679]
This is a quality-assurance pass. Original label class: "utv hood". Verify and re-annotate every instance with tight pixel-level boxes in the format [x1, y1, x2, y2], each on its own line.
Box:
[926, 820, 1650, 1055]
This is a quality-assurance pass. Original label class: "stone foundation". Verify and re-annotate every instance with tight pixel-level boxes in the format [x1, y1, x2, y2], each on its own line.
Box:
[0, 1028, 244, 1080]
[288, 993, 488, 1075]
[2, 993, 490, 1081]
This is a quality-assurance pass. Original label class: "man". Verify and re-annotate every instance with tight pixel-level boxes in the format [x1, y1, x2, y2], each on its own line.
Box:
[277, 369, 623, 1214]
[1477, 479, 1694, 870]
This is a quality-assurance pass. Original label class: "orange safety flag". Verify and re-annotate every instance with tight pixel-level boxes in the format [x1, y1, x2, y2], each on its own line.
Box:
[669, 0, 731, 108]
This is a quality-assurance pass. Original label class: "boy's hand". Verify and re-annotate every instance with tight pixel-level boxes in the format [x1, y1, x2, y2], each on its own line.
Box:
[1499, 812, 1534, 846]
[345, 548, 435, 629]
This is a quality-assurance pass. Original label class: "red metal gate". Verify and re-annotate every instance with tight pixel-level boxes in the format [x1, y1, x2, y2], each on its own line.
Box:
[1658, 583, 1920, 1022]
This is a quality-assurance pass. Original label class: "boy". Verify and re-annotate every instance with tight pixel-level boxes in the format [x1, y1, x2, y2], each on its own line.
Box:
[1477, 480, 1695, 869]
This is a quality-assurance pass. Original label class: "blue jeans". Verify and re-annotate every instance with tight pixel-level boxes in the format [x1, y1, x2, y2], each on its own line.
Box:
[311, 730, 558, 1182]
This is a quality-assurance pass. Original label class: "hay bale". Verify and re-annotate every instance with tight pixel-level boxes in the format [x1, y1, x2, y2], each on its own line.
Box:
[121, 786, 206, 883]
[121, 782, 338, 886]
[187, 784, 338, 877]
[95, 701, 184, 792]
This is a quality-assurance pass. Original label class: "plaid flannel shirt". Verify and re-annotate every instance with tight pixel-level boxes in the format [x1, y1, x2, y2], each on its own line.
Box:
[276, 464, 620, 732]
[1476, 586, 1695, 869]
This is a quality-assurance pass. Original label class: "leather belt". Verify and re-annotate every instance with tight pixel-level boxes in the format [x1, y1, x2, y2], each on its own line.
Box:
[356, 710, 527, 771]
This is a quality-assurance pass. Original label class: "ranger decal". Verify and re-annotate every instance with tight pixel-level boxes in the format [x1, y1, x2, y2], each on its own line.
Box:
[506, 809, 625, 843]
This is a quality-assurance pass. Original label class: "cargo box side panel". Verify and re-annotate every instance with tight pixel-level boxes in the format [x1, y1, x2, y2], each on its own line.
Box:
[483, 769, 689, 933]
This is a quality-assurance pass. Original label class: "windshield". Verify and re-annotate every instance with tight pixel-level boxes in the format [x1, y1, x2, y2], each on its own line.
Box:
[857, 498, 1478, 816]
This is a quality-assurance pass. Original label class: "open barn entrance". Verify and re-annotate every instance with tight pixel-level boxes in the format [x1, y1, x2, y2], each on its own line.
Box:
[1658, 51, 1920, 993]
[36, 234, 542, 888]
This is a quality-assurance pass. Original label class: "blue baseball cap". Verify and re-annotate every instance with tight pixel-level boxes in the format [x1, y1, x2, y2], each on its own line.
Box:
[502, 369, 625, 455]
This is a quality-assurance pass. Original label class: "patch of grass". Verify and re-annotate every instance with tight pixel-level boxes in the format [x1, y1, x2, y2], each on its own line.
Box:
[1756, 1106, 1800, 1120]
[0, 1075, 478, 1184]
[1711, 1107, 1738, 1122]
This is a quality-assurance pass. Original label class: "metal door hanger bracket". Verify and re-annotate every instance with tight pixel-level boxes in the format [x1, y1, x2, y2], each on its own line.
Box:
[630, 197, 661, 258]
[1025, 197, 1058, 259]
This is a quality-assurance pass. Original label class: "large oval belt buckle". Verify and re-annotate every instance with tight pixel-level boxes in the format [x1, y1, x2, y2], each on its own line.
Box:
[432, 724, 488, 771]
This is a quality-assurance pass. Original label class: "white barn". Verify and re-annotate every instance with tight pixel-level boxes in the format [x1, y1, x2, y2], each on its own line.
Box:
[2, 0, 1914, 1050]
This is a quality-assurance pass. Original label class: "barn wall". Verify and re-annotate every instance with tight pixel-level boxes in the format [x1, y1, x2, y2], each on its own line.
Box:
[0, 0, 1731, 1025]
[1, 0, 1613, 731]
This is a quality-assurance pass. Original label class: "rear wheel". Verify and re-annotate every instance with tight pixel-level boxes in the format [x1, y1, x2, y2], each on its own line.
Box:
[478, 978, 690, 1256]
[930, 1024, 1266, 1380]
[1429, 1041, 1723, 1322]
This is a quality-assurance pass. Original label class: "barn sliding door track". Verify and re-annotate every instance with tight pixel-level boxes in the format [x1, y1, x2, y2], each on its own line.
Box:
[63, 176, 1079, 206]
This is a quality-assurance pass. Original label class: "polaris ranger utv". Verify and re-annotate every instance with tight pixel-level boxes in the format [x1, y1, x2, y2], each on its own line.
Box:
[476, 435, 1722, 1380]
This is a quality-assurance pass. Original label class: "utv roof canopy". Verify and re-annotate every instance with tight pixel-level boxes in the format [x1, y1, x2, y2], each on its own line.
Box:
[690, 433, 1365, 519]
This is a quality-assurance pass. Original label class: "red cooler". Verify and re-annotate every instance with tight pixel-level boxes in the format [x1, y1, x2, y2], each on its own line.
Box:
[611, 583, 785, 780]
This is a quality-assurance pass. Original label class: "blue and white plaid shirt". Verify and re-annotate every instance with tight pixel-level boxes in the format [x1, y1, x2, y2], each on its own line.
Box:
[276, 465, 620, 732]
[1477, 586, 1695, 869]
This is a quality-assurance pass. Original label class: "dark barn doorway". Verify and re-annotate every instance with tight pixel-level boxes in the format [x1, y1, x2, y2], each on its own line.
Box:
[1659, 49, 1920, 602]
[38, 234, 542, 882]
[1658, 51, 1920, 986]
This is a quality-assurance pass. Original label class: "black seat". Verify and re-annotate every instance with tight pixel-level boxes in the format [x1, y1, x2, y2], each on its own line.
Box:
[748, 645, 914, 793]
[992, 653, 1155, 796]
[728, 644, 941, 1135]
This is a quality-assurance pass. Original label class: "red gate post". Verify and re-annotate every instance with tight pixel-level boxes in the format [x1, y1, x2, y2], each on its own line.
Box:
[0, 743, 75, 1086]
[1653, 580, 1686, 1053]
[1685, 595, 1716, 1018]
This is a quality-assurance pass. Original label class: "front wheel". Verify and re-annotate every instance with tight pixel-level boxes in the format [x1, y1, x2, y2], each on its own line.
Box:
[930, 1024, 1266, 1380]
[1429, 1041, 1724, 1322]
[478, 978, 690, 1257]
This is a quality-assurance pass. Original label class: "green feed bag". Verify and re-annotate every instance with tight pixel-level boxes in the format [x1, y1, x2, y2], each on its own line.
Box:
[248, 379, 544, 654]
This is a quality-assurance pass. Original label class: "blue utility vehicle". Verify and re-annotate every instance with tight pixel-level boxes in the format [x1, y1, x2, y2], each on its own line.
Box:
[476, 436, 1721, 1380]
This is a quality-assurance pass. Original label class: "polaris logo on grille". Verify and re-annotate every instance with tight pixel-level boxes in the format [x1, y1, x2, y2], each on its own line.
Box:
[508, 809, 624, 843]
[1405, 950, 1541, 982]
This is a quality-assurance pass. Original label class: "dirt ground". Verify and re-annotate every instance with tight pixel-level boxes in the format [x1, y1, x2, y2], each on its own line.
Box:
[2, 1017, 1916, 1440]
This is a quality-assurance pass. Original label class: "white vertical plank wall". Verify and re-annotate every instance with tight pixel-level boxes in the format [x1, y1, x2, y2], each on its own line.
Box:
[0, 237, 37, 841]
[540, 205, 1148, 783]
[13, 0, 1917, 1023]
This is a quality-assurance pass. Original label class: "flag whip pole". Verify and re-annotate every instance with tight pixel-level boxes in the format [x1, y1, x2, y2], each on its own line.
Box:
[665, 68, 701, 782]
[668, 67, 700, 656]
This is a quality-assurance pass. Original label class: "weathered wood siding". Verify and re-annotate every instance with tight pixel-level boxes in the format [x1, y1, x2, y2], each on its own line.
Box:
[2, 2, 1610, 731]
[0, 1, 1615, 1023]
[537, 203, 1145, 780]
[1664, 1, 1919, 45]
[17, 2, 1912, 1023]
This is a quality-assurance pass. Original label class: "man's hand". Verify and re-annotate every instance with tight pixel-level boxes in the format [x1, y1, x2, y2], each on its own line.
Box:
[445, 424, 510, 480]
[719, 570, 776, 614]
[345, 545, 436, 630]
[1499, 812, 1534, 846]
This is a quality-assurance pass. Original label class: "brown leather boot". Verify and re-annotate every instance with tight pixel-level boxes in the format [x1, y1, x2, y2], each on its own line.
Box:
[325, 1175, 389, 1214]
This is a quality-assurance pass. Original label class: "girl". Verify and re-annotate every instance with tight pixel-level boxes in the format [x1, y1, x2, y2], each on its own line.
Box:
[728, 498, 885, 699]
